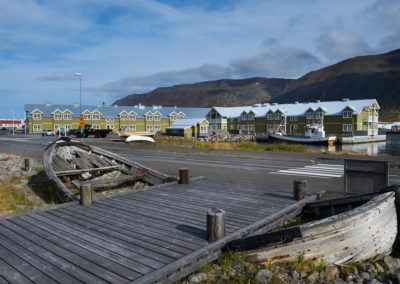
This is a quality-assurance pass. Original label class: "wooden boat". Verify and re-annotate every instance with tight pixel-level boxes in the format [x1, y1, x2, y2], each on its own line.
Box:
[269, 124, 336, 145]
[43, 138, 172, 201]
[117, 130, 157, 141]
[230, 191, 397, 264]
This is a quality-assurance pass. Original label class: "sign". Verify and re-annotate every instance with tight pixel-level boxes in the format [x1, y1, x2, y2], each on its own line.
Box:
[60, 127, 65, 132]
[79, 114, 85, 127]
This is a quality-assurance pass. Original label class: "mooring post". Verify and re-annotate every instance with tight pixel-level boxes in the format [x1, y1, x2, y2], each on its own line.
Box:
[294, 180, 307, 200]
[179, 168, 190, 184]
[80, 184, 93, 206]
[24, 159, 31, 171]
[207, 208, 225, 242]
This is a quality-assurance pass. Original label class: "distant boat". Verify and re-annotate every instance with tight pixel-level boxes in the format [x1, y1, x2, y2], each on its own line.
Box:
[117, 130, 157, 141]
[126, 135, 155, 143]
[43, 139, 170, 201]
[269, 124, 336, 145]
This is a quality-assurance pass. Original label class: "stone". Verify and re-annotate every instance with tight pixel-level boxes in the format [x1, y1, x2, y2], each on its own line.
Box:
[325, 265, 340, 279]
[385, 256, 400, 272]
[300, 271, 307, 278]
[255, 269, 272, 284]
[367, 279, 382, 284]
[188, 272, 207, 283]
[360, 272, 371, 280]
[307, 271, 319, 282]
[292, 270, 300, 279]
[375, 263, 385, 273]
[391, 270, 400, 284]
[355, 277, 364, 283]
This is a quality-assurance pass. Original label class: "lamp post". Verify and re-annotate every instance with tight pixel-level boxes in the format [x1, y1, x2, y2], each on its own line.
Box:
[74, 73, 82, 139]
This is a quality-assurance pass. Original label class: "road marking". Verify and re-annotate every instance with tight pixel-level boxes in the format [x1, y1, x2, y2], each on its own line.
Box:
[270, 163, 344, 178]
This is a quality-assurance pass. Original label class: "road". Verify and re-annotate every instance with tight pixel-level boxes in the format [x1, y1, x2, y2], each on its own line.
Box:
[1, 133, 399, 193]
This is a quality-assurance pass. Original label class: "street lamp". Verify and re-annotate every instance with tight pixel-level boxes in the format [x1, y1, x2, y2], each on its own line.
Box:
[74, 73, 82, 139]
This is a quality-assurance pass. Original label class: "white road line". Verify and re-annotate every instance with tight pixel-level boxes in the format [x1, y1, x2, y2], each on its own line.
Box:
[270, 164, 344, 178]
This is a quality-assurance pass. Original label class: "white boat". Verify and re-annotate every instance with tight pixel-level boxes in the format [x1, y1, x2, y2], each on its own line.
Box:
[236, 191, 398, 264]
[269, 124, 336, 145]
[125, 135, 155, 143]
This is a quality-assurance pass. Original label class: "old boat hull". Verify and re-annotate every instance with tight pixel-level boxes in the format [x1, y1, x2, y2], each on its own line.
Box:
[117, 131, 156, 141]
[269, 133, 336, 145]
[241, 192, 397, 264]
[43, 139, 171, 201]
[126, 135, 155, 143]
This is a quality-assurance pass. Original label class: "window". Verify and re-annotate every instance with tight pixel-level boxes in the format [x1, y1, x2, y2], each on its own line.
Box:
[267, 114, 274, 120]
[54, 114, 62, 120]
[154, 125, 161, 131]
[343, 111, 352, 118]
[120, 124, 127, 130]
[106, 117, 114, 122]
[154, 115, 161, 121]
[242, 125, 247, 130]
[63, 114, 71, 120]
[170, 115, 176, 121]
[129, 115, 136, 121]
[65, 124, 72, 130]
[146, 125, 153, 130]
[92, 114, 100, 120]
[241, 114, 247, 120]
[84, 114, 91, 120]
[107, 124, 114, 129]
[200, 125, 208, 133]
[33, 113, 41, 120]
[343, 124, 352, 132]
[54, 124, 61, 130]
[315, 112, 323, 119]
[267, 125, 275, 131]
[146, 115, 153, 121]
[237, 125, 241, 130]
[92, 124, 100, 130]
[290, 116, 298, 121]
[275, 113, 282, 120]
[306, 112, 314, 119]
[33, 124, 42, 131]
[230, 124, 234, 130]
[120, 114, 127, 120]
[248, 114, 254, 120]
[248, 125, 254, 131]
[129, 124, 136, 130]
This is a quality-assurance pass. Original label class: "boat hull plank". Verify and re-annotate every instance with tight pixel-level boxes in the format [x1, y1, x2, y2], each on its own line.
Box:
[242, 192, 397, 264]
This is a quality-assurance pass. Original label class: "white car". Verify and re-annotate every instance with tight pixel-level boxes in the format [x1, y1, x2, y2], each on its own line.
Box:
[42, 129, 55, 136]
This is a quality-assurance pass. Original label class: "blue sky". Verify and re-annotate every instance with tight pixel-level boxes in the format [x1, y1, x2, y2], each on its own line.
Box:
[1, 0, 399, 118]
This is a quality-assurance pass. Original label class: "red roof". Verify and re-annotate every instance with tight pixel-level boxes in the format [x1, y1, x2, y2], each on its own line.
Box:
[0, 120, 23, 124]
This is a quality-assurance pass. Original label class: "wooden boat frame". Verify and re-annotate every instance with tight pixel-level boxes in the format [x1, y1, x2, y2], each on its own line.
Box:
[43, 139, 172, 202]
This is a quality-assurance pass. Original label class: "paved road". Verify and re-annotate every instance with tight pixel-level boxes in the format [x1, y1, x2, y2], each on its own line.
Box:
[1, 134, 399, 193]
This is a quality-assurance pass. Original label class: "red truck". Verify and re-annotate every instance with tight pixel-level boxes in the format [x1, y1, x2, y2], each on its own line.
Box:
[76, 124, 112, 138]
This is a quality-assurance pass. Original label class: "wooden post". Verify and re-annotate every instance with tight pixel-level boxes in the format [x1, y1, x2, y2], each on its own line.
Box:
[24, 159, 31, 171]
[294, 180, 307, 200]
[80, 184, 93, 206]
[207, 208, 225, 242]
[179, 168, 190, 184]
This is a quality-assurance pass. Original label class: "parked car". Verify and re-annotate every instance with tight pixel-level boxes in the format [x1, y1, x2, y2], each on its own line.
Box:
[42, 129, 55, 136]
[67, 129, 78, 136]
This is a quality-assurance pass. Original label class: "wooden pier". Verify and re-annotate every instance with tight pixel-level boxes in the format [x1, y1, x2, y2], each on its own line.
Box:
[0, 177, 313, 283]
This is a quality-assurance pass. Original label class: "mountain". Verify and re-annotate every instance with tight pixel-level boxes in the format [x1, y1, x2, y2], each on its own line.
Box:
[113, 49, 400, 111]
[113, 77, 292, 108]
[270, 49, 400, 109]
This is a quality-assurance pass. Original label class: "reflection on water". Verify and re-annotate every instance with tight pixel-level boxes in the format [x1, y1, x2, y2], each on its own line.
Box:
[306, 135, 400, 156]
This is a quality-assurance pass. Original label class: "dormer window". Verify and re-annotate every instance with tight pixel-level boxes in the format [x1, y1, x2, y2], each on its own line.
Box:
[63, 114, 72, 120]
[84, 114, 91, 120]
[248, 114, 254, 120]
[92, 114, 100, 120]
[315, 112, 323, 119]
[306, 112, 314, 119]
[343, 111, 352, 118]
[120, 114, 127, 120]
[129, 115, 136, 121]
[146, 115, 153, 121]
[154, 115, 161, 121]
[170, 115, 176, 121]
[241, 114, 247, 120]
[267, 114, 274, 120]
[275, 113, 282, 120]
[54, 114, 62, 120]
[33, 113, 41, 120]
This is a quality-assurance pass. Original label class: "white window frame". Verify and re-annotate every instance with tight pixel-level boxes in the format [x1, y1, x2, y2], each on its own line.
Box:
[129, 115, 136, 121]
[241, 114, 247, 120]
[63, 114, 71, 120]
[120, 114, 127, 121]
[154, 115, 161, 121]
[146, 125, 153, 131]
[290, 116, 298, 121]
[54, 114, 62, 120]
[107, 124, 114, 129]
[92, 114, 100, 120]
[230, 124, 234, 130]
[315, 112, 323, 119]
[248, 125, 254, 131]
[306, 112, 314, 119]
[237, 125, 241, 130]
[343, 111, 352, 118]
[248, 114, 254, 120]
[170, 115, 176, 121]
[146, 115, 153, 121]
[54, 124, 61, 131]
[33, 113, 41, 120]
[154, 125, 161, 131]
[343, 124, 352, 132]
[242, 125, 247, 130]
[129, 124, 136, 131]
[275, 113, 282, 120]
[84, 114, 91, 120]
[267, 125, 275, 131]
[65, 124, 72, 130]
[92, 124, 100, 130]
[106, 117, 114, 122]
[120, 124, 128, 130]
[200, 125, 208, 133]
[33, 124, 42, 131]
[267, 114, 274, 120]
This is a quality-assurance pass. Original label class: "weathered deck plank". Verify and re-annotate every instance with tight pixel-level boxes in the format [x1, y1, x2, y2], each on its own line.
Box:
[0, 177, 311, 283]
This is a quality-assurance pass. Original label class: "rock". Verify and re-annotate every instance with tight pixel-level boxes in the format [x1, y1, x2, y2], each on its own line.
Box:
[391, 270, 400, 284]
[300, 271, 307, 278]
[325, 265, 340, 280]
[292, 270, 299, 279]
[385, 256, 400, 272]
[307, 271, 319, 282]
[360, 271, 371, 281]
[188, 272, 207, 283]
[255, 269, 272, 284]
[375, 263, 385, 273]
[367, 279, 382, 284]
[366, 263, 375, 273]
[355, 277, 364, 283]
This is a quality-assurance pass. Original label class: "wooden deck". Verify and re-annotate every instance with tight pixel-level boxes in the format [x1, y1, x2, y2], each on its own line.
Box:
[0, 177, 312, 283]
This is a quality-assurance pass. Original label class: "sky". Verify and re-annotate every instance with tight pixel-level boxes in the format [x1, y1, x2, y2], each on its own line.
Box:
[1, 0, 399, 118]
